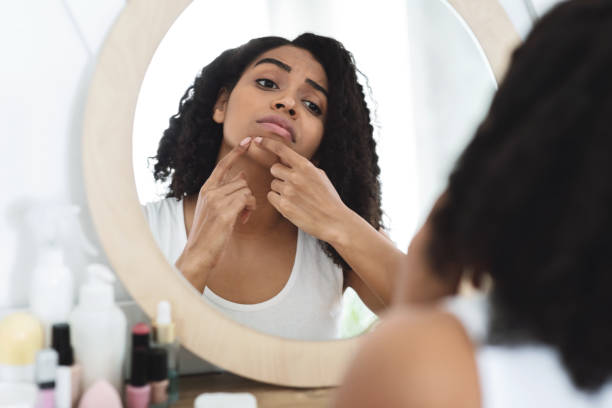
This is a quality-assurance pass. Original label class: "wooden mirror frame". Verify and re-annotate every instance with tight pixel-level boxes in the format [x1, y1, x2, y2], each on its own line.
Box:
[82, 0, 519, 387]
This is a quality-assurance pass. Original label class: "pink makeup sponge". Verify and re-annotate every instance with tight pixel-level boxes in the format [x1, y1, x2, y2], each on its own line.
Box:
[78, 380, 123, 408]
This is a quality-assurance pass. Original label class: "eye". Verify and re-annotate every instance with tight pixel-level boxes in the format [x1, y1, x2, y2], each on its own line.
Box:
[303, 100, 322, 116]
[255, 78, 278, 89]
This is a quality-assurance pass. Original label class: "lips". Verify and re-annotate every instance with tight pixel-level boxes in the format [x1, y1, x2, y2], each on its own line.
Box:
[256, 115, 295, 143]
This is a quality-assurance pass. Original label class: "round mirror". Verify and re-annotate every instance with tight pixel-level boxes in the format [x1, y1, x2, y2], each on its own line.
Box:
[84, 0, 519, 386]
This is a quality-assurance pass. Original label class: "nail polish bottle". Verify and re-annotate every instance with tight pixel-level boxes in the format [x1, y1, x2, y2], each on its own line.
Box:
[34, 348, 58, 408]
[148, 348, 169, 408]
[152, 301, 179, 403]
[125, 349, 150, 408]
[52, 323, 81, 408]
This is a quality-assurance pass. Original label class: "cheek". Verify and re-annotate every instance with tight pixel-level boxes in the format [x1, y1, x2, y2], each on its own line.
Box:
[221, 105, 246, 143]
[299, 122, 324, 159]
[220, 87, 253, 141]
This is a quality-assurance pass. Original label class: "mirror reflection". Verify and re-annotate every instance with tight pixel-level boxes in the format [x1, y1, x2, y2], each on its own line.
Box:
[133, 0, 496, 340]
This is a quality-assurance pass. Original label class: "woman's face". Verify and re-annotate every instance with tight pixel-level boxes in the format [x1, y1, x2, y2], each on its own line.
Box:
[213, 45, 329, 166]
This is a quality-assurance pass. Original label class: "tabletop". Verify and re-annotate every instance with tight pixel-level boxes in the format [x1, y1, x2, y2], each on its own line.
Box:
[175, 372, 335, 407]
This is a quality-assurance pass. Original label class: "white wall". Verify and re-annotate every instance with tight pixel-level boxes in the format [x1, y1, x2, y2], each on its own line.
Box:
[0, 0, 127, 312]
[0, 0, 565, 313]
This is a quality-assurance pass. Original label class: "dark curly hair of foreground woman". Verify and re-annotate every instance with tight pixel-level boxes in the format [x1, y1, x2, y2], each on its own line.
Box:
[429, 0, 612, 392]
[151, 33, 382, 272]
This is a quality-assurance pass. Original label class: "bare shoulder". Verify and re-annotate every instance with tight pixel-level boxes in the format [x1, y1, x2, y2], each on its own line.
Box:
[334, 306, 480, 408]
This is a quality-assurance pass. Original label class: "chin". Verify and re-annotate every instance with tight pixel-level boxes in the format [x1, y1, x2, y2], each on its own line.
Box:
[247, 144, 279, 168]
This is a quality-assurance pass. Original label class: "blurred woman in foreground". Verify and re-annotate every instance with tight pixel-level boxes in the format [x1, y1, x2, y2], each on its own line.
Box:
[336, 0, 612, 406]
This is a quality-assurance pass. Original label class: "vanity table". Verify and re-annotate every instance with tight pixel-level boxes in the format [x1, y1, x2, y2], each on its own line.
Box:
[175, 373, 333, 407]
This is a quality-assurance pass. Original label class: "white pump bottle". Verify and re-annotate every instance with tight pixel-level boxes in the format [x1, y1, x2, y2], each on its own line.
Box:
[27, 203, 97, 347]
[69, 264, 127, 393]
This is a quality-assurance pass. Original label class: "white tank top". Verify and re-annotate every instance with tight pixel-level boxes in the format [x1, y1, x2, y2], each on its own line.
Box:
[444, 294, 612, 408]
[142, 197, 344, 340]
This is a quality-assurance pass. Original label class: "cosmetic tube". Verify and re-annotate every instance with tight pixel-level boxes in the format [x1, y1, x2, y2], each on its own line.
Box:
[34, 348, 58, 408]
[148, 348, 169, 408]
[52, 323, 80, 407]
[132, 322, 151, 349]
[152, 301, 179, 403]
[125, 348, 150, 408]
[126, 322, 150, 382]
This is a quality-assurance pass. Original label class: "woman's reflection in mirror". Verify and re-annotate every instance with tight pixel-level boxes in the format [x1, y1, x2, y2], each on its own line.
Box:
[142, 33, 409, 340]
[336, 0, 612, 405]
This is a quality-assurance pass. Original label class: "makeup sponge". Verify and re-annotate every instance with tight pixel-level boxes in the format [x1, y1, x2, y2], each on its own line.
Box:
[78, 380, 122, 408]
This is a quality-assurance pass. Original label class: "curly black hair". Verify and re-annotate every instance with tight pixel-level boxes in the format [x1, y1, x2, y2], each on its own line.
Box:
[428, 0, 612, 392]
[151, 33, 382, 272]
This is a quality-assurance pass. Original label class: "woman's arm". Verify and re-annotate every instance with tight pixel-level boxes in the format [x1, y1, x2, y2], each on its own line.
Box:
[175, 138, 256, 292]
[343, 270, 386, 313]
[329, 209, 404, 308]
[333, 210, 460, 308]
[255, 136, 460, 306]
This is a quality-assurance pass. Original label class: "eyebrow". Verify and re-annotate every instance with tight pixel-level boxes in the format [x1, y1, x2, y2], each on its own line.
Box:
[254, 57, 329, 98]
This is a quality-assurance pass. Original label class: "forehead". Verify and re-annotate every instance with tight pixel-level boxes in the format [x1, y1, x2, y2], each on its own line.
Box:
[250, 45, 328, 89]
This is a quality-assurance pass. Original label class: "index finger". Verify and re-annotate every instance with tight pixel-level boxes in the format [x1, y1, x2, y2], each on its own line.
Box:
[253, 136, 305, 168]
[210, 137, 251, 184]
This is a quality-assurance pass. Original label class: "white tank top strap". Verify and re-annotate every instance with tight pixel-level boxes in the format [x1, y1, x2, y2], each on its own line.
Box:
[443, 294, 612, 408]
[142, 197, 344, 340]
[442, 293, 489, 344]
[201, 230, 304, 312]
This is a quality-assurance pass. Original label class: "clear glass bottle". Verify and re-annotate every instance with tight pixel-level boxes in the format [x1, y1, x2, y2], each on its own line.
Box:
[152, 301, 179, 404]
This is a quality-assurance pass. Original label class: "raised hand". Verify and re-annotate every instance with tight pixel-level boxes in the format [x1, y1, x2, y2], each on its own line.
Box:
[175, 137, 256, 292]
[253, 136, 349, 243]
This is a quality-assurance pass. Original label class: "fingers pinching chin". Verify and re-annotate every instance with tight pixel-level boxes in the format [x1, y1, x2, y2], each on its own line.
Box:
[239, 136, 252, 150]
[254, 136, 302, 168]
[254, 136, 278, 154]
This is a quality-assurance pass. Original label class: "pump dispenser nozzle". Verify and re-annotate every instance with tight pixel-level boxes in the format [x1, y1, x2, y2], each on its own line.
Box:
[26, 203, 98, 259]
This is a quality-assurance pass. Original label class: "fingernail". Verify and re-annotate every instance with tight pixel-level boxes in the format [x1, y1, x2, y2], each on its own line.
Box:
[254, 137, 263, 144]
[240, 137, 252, 147]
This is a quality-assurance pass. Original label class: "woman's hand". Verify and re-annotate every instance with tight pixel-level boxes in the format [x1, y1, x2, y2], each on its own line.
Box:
[253, 136, 350, 243]
[175, 137, 256, 291]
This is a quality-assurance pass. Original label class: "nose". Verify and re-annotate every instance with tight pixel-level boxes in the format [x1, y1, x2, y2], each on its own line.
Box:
[272, 96, 296, 117]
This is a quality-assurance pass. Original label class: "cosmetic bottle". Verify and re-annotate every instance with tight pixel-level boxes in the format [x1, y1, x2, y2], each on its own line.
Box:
[29, 241, 73, 349]
[77, 380, 122, 408]
[27, 203, 98, 347]
[152, 301, 179, 403]
[148, 348, 169, 408]
[126, 322, 150, 382]
[52, 323, 80, 408]
[0, 312, 43, 383]
[125, 349, 150, 408]
[70, 264, 127, 393]
[34, 348, 58, 408]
